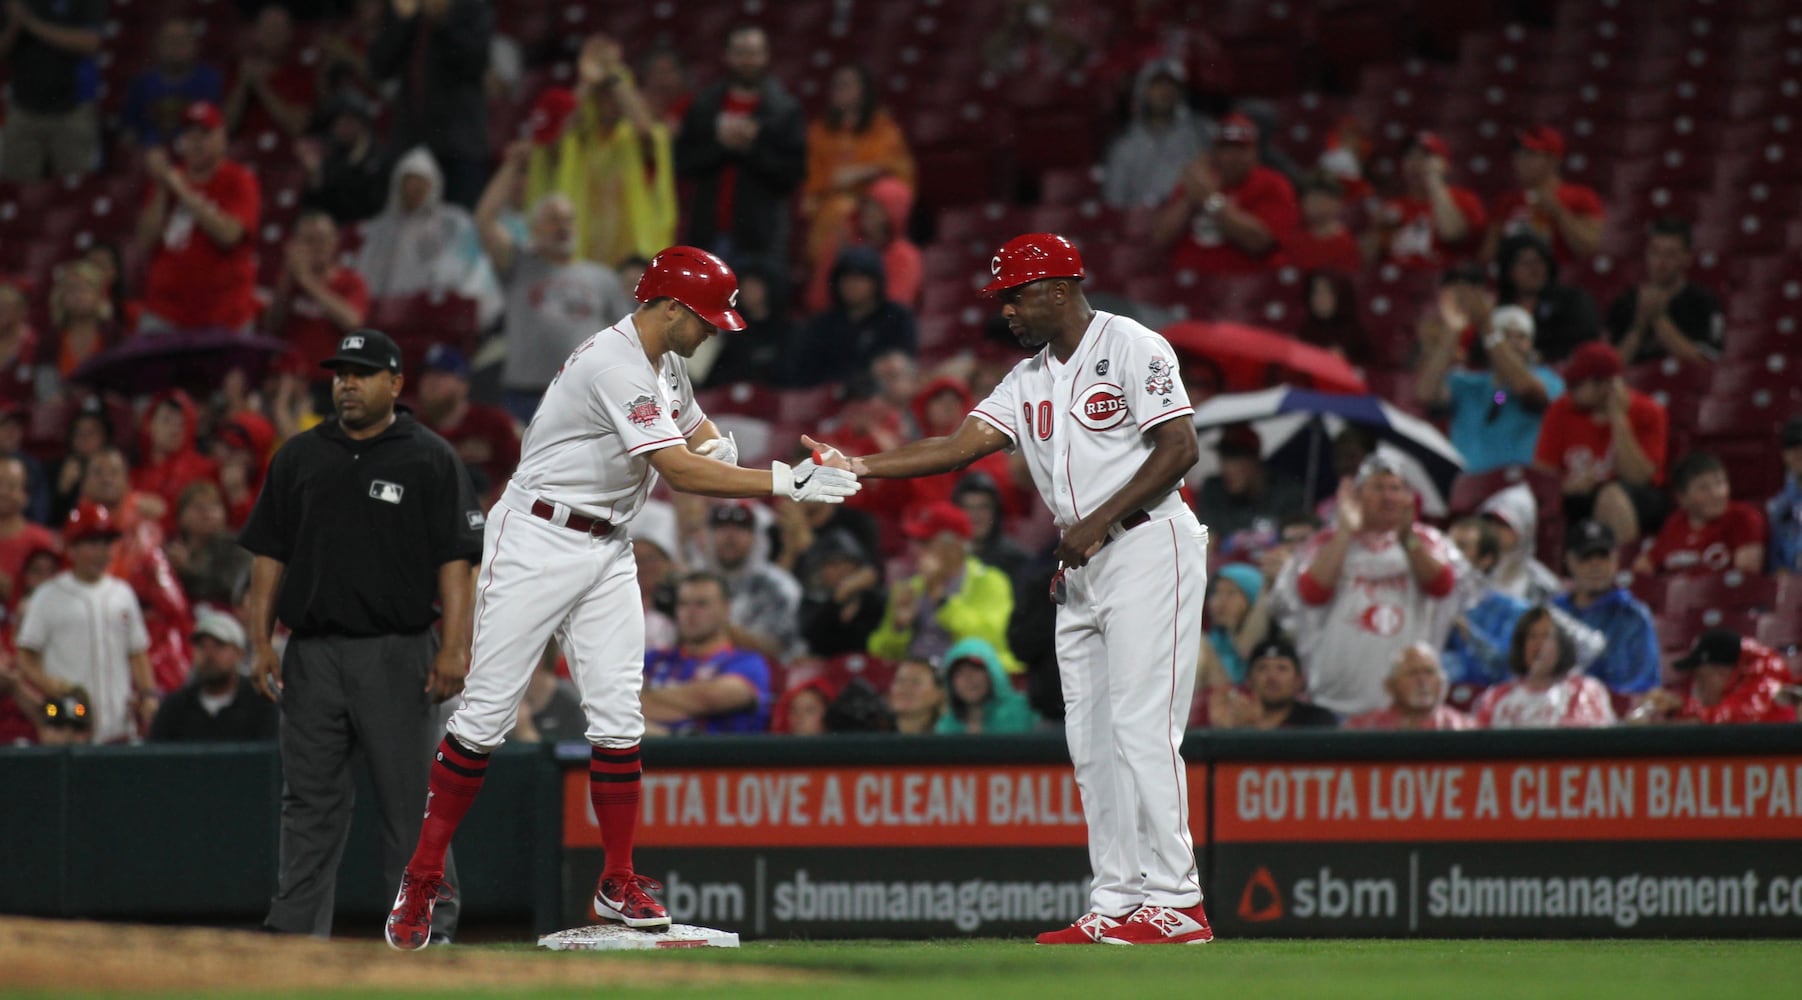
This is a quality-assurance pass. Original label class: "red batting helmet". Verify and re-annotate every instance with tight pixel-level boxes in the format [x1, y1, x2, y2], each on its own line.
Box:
[981, 233, 1085, 296]
[65, 501, 121, 543]
[634, 246, 747, 331]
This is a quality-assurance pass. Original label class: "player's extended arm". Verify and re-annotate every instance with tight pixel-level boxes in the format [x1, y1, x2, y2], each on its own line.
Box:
[640, 675, 757, 724]
[648, 445, 857, 502]
[807, 416, 1010, 480]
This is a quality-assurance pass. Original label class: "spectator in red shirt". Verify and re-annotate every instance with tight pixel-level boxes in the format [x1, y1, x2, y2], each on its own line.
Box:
[0, 456, 59, 608]
[132, 389, 218, 525]
[1282, 172, 1361, 275]
[224, 5, 315, 139]
[1533, 342, 1669, 546]
[267, 211, 371, 366]
[903, 375, 1021, 520]
[415, 344, 520, 505]
[1484, 125, 1604, 265]
[136, 102, 262, 333]
[211, 411, 275, 530]
[1370, 131, 1487, 271]
[1635, 452, 1766, 576]
[1153, 113, 1299, 274]
[1629, 629, 1798, 725]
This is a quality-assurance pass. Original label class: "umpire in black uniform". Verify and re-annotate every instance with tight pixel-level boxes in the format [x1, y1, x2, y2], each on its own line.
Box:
[241, 329, 485, 940]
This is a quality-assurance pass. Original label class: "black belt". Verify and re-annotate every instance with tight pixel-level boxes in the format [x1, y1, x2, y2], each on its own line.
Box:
[1101, 508, 1151, 548]
[531, 499, 614, 537]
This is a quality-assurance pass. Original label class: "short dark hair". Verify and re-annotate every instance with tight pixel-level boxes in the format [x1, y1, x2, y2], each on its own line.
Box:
[1670, 452, 1725, 494]
[1649, 217, 1693, 249]
[1508, 606, 1576, 678]
[677, 570, 732, 601]
[1453, 515, 1502, 566]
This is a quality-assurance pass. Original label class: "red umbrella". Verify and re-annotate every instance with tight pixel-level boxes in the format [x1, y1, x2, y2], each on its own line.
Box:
[1161, 321, 1368, 395]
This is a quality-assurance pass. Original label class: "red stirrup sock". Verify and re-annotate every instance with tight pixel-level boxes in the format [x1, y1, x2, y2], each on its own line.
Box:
[410, 735, 490, 877]
[590, 743, 642, 878]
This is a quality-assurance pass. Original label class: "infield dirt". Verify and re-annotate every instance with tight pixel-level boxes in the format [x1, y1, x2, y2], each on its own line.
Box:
[0, 917, 811, 994]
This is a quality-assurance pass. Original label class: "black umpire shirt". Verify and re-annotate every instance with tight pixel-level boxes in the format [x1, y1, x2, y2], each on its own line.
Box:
[239, 411, 485, 638]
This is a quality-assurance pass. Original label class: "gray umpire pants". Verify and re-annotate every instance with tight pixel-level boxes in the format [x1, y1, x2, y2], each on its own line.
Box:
[265, 632, 461, 939]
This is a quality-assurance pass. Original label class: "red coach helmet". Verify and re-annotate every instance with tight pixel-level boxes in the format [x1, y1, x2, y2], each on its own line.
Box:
[981, 233, 1086, 296]
[65, 501, 121, 543]
[634, 246, 747, 331]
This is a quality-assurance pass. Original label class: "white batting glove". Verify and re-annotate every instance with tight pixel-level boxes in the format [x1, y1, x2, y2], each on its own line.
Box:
[695, 431, 739, 466]
[771, 460, 861, 504]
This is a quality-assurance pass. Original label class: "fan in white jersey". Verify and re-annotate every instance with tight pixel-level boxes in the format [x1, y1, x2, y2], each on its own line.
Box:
[805, 233, 1214, 945]
[1273, 453, 1470, 718]
[386, 247, 861, 952]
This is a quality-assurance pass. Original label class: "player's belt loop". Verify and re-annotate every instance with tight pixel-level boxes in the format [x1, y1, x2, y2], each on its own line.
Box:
[530, 499, 614, 537]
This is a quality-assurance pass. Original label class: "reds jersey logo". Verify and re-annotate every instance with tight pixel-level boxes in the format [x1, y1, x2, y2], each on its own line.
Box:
[624, 394, 662, 428]
[1358, 602, 1405, 637]
[1071, 383, 1129, 431]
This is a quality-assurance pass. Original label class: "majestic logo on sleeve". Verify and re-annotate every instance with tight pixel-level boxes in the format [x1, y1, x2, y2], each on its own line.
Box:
[1072, 382, 1129, 431]
[625, 394, 662, 428]
[1145, 357, 1176, 397]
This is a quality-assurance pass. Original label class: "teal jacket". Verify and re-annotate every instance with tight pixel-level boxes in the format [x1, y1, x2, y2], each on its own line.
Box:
[935, 637, 1039, 734]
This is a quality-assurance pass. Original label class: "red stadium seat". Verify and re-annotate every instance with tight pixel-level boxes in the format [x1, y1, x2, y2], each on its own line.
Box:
[1664, 572, 1780, 616]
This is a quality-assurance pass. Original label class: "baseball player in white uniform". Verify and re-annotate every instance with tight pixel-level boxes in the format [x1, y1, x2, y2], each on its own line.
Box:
[386, 247, 860, 951]
[805, 234, 1213, 945]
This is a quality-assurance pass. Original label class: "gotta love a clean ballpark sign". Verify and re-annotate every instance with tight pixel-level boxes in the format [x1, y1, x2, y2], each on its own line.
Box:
[564, 764, 1210, 848]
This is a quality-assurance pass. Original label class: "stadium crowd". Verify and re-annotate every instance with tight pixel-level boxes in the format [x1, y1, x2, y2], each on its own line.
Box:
[1, 0, 1798, 747]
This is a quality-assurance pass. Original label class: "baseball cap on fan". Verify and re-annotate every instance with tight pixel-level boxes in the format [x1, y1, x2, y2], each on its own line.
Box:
[1516, 124, 1566, 157]
[1218, 113, 1260, 145]
[321, 329, 403, 374]
[1674, 628, 1742, 671]
[181, 101, 225, 134]
[1567, 519, 1618, 558]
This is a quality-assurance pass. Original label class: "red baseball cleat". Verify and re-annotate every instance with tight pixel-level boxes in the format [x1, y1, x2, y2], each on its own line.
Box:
[1034, 911, 1122, 945]
[1099, 903, 1214, 945]
[594, 873, 672, 929]
[385, 871, 452, 951]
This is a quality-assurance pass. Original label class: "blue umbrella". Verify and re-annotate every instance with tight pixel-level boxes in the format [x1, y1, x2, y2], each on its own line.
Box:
[1190, 387, 1466, 516]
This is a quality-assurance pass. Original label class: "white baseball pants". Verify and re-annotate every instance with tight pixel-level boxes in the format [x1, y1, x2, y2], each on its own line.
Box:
[1056, 509, 1207, 915]
[446, 483, 645, 752]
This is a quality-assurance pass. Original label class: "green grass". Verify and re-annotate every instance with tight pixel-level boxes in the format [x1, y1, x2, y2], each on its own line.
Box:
[6, 939, 1794, 999]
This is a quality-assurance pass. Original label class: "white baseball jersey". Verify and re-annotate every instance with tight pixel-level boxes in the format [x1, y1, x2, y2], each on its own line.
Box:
[16, 572, 150, 744]
[1275, 526, 1469, 717]
[970, 311, 1194, 529]
[972, 309, 1207, 915]
[509, 316, 707, 525]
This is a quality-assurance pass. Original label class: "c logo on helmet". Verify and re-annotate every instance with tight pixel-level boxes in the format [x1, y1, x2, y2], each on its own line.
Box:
[728, 288, 739, 308]
[990, 255, 1003, 277]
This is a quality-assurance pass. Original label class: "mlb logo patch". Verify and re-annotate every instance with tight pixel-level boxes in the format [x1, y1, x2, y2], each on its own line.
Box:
[369, 480, 405, 504]
[342, 335, 365, 350]
[466, 510, 486, 529]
